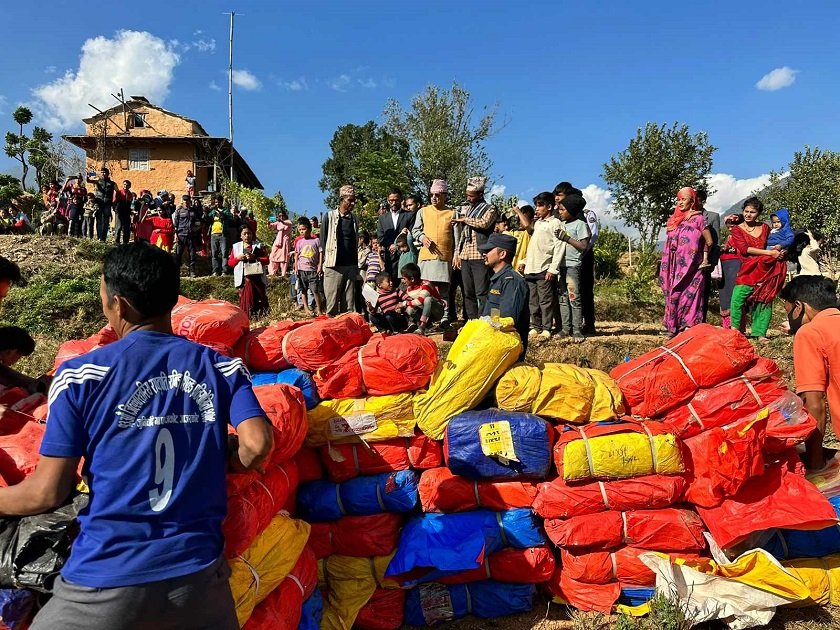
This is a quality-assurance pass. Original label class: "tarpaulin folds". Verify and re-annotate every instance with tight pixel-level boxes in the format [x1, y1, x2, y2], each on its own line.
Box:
[404, 581, 536, 626]
[418, 467, 537, 513]
[281, 313, 373, 372]
[320, 433, 443, 483]
[307, 513, 402, 559]
[171, 299, 250, 349]
[296, 470, 418, 521]
[305, 394, 416, 447]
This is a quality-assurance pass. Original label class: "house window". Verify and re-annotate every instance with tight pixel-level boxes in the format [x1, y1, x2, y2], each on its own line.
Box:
[128, 148, 150, 171]
[130, 113, 147, 128]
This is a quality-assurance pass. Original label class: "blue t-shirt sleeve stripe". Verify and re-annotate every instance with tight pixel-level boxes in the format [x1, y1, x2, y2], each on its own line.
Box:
[41, 363, 96, 457]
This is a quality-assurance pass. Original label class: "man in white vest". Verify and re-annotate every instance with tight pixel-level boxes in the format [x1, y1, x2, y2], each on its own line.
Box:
[320, 185, 359, 315]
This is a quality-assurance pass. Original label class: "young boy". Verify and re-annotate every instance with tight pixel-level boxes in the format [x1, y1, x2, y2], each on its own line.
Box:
[367, 271, 408, 333]
[294, 217, 324, 316]
[395, 230, 418, 281]
[365, 237, 383, 284]
[0, 326, 35, 367]
[523, 192, 565, 340]
[83, 192, 98, 239]
[555, 194, 591, 342]
[400, 263, 444, 335]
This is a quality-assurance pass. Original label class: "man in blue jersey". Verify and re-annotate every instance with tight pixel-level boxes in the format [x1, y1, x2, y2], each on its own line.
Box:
[0, 242, 274, 629]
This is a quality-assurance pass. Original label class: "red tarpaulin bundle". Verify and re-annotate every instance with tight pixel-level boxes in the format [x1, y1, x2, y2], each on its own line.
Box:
[660, 358, 785, 437]
[294, 447, 324, 483]
[308, 513, 403, 559]
[354, 588, 406, 630]
[53, 324, 118, 370]
[0, 388, 47, 434]
[314, 334, 439, 399]
[533, 475, 687, 519]
[418, 467, 538, 513]
[548, 569, 621, 613]
[320, 433, 443, 483]
[243, 546, 318, 630]
[682, 417, 766, 508]
[252, 384, 307, 464]
[697, 463, 839, 549]
[281, 313, 373, 372]
[0, 422, 45, 486]
[171, 299, 250, 349]
[223, 460, 299, 558]
[559, 546, 703, 586]
[545, 508, 706, 552]
[609, 324, 756, 418]
[234, 319, 324, 372]
[437, 546, 556, 585]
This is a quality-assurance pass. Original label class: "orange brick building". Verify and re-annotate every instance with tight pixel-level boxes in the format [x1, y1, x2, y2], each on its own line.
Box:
[63, 96, 262, 197]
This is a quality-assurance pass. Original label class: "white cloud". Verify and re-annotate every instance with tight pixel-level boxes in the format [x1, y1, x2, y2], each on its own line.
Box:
[193, 37, 216, 53]
[0, 95, 7, 114]
[208, 80, 222, 92]
[703, 172, 774, 214]
[44, 65, 57, 74]
[328, 74, 351, 92]
[358, 77, 377, 89]
[32, 30, 180, 130]
[756, 66, 798, 91]
[279, 77, 308, 92]
[488, 184, 506, 199]
[231, 69, 261, 91]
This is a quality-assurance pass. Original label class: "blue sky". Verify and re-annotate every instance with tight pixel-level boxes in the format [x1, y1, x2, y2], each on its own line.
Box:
[2, 0, 839, 225]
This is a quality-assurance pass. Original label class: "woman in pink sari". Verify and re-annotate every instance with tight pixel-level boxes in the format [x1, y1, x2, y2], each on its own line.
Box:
[268, 210, 293, 276]
[659, 187, 713, 336]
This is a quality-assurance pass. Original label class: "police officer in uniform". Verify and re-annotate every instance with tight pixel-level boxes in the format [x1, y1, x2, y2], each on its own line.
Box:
[478, 233, 530, 358]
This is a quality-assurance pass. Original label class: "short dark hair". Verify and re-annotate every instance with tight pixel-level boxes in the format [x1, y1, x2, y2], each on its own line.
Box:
[374, 271, 392, 287]
[0, 257, 24, 286]
[297, 216, 312, 230]
[519, 205, 535, 221]
[496, 215, 510, 226]
[553, 181, 575, 196]
[742, 196, 764, 214]
[779, 276, 838, 311]
[388, 187, 403, 198]
[406, 193, 423, 205]
[103, 242, 180, 319]
[401, 263, 421, 283]
[696, 188, 708, 203]
[533, 192, 554, 207]
[311, 216, 319, 223]
[395, 233, 408, 246]
[0, 326, 35, 355]
[360, 230, 371, 245]
[123, 180, 132, 187]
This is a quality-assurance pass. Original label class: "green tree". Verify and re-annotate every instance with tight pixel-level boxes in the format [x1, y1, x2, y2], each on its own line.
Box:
[759, 146, 840, 253]
[28, 131, 66, 191]
[0, 174, 23, 207]
[602, 122, 716, 249]
[223, 181, 275, 245]
[383, 82, 502, 204]
[593, 226, 629, 279]
[4, 107, 34, 190]
[319, 122, 414, 209]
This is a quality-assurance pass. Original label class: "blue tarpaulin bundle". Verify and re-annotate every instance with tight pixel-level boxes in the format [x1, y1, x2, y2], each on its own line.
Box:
[297, 588, 323, 630]
[404, 581, 536, 626]
[618, 587, 655, 608]
[762, 496, 840, 560]
[0, 588, 35, 629]
[252, 368, 320, 409]
[297, 470, 419, 521]
[385, 509, 545, 584]
[444, 410, 553, 479]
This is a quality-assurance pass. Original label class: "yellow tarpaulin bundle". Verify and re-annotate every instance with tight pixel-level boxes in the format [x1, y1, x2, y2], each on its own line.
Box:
[229, 513, 311, 627]
[558, 426, 684, 482]
[317, 553, 399, 630]
[305, 393, 416, 447]
[638, 548, 813, 627]
[415, 318, 522, 440]
[585, 368, 626, 421]
[495, 363, 595, 422]
[783, 553, 840, 606]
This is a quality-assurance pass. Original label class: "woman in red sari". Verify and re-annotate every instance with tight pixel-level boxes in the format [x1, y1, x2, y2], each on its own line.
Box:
[228, 226, 270, 318]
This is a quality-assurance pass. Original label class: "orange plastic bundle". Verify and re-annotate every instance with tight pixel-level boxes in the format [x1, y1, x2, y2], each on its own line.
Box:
[559, 546, 703, 586]
[252, 384, 307, 464]
[533, 475, 686, 519]
[171, 299, 250, 349]
[314, 334, 438, 399]
[436, 547, 555, 585]
[545, 508, 706, 552]
[308, 513, 403, 559]
[682, 417, 766, 508]
[0, 422, 46, 486]
[609, 324, 756, 418]
[53, 324, 118, 370]
[418, 467, 538, 513]
[660, 357, 785, 437]
[281, 313, 373, 372]
[0, 388, 46, 434]
[243, 546, 318, 630]
[354, 588, 406, 630]
[223, 460, 299, 558]
[234, 319, 324, 372]
[320, 433, 443, 483]
[547, 568, 621, 613]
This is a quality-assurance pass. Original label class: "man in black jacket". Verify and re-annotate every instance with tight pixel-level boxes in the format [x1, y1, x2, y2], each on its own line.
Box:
[377, 187, 416, 280]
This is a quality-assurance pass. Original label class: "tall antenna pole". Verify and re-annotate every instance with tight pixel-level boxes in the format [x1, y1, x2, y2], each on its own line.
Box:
[227, 11, 235, 182]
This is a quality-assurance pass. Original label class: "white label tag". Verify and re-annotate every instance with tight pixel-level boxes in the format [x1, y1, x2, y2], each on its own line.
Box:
[328, 413, 378, 438]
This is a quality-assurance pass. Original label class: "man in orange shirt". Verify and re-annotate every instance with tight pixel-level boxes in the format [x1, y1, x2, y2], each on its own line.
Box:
[780, 275, 840, 471]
